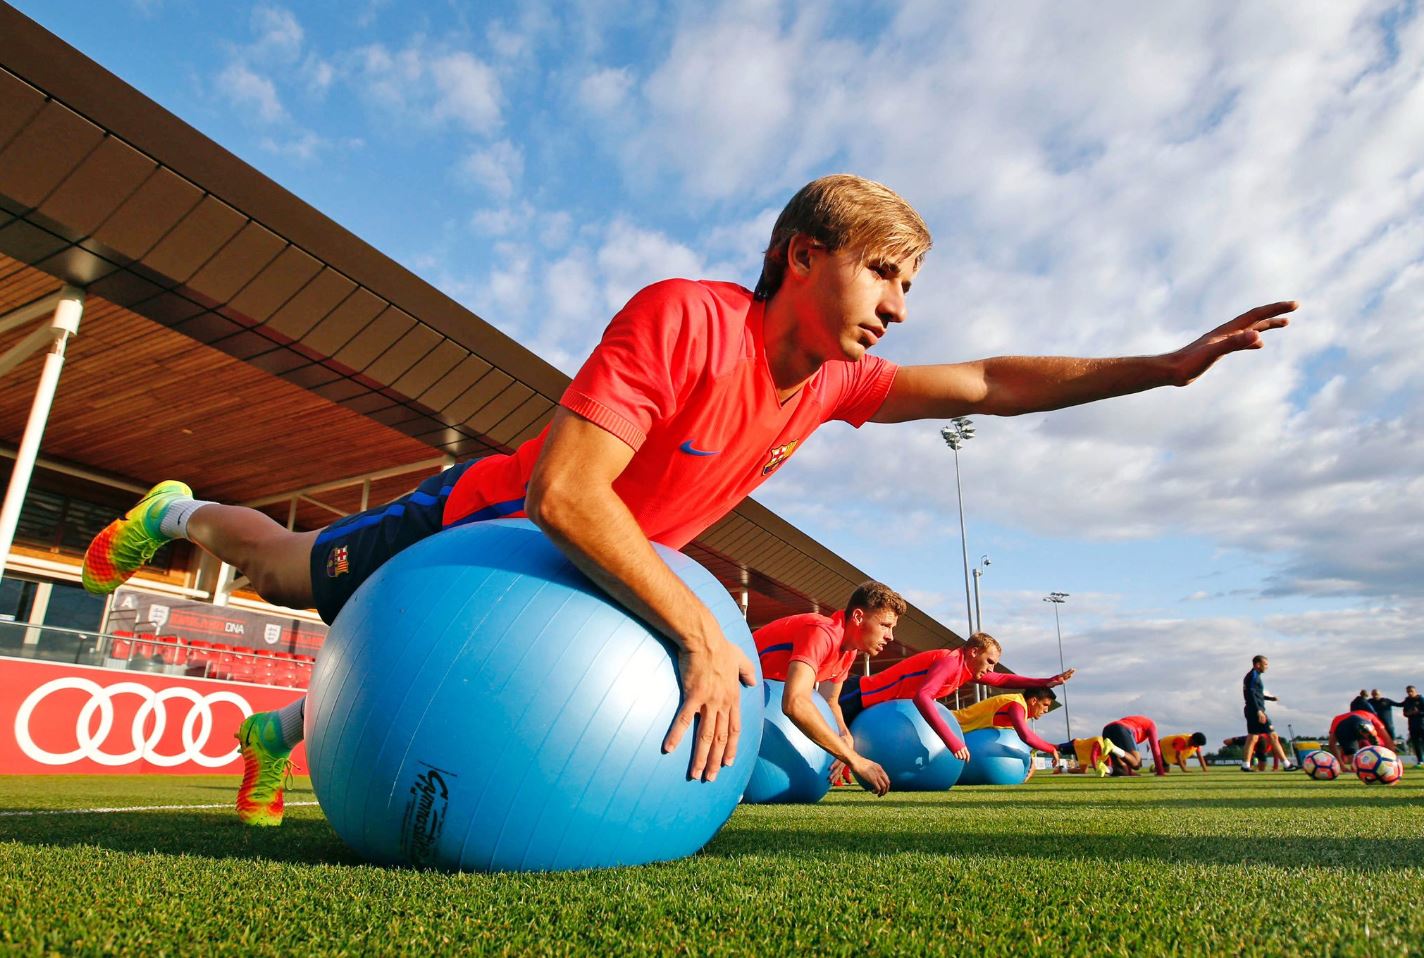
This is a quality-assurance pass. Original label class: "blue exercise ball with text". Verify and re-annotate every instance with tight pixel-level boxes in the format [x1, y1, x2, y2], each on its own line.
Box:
[741, 679, 835, 804]
[958, 727, 1033, 786]
[304, 519, 763, 873]
[849, 700, 965, 791]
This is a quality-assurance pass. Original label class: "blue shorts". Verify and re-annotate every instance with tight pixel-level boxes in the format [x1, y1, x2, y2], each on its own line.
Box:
[838, 676, 865, 725]
[1102, 722, 1136, 756]
[1334, 716, 1372, 755]
[308, 462, 477, 624]
[1245, 707, 1273, 736]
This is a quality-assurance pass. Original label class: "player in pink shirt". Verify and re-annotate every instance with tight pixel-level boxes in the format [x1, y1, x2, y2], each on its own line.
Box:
[840, 633, 1072, 759]
[82, 174, 1294, 825]
[753, 581, 905, 794]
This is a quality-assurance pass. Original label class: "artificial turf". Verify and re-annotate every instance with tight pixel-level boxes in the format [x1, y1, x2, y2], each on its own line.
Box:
[1, 771, 1420, 956]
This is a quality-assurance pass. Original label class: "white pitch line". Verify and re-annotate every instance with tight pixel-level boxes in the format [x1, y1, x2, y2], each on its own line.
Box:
[0, 801, 320, 817]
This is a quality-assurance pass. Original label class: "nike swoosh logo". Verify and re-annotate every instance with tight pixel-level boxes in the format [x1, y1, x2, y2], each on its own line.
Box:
[678, 440, 720, 457]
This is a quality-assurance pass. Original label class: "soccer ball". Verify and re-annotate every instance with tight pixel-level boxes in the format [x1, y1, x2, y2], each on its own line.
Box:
[1301, 750, 1340, 781]
[1353, 745, 1403, 785]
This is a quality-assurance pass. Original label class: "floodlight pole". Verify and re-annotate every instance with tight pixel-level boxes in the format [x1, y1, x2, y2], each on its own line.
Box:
[1044, 592, 1071, 739]
[972, 554, 989, 633]
[942, 418, 977, 702]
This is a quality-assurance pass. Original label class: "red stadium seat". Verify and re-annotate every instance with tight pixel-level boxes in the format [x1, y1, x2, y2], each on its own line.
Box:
[155, 635, 186, 666]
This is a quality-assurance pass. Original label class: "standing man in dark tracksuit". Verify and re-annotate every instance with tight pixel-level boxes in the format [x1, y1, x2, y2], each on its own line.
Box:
[1402, 685, 1423, 766]
[1242, 655, 1296, 772]
[1369, 689, 1404, 746]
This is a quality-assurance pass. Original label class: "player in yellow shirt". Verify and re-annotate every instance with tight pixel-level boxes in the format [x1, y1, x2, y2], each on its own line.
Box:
[1159, 732, 1209, 773]
[1054, 735, 1127, 776]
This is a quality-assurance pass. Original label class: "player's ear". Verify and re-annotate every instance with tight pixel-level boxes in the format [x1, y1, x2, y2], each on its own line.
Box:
[788, 234, 817, 275]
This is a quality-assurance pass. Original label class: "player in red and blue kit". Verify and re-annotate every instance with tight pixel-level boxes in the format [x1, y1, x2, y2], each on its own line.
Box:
[1101, 714, 1167, 776]
[1327, 708, 1391, 768]
[753, 581, 906, 794]
[81, 173, 1294, 826]
[838, 632, 1072, 759]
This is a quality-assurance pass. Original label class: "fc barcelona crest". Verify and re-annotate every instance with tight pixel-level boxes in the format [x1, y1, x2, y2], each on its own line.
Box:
[761, 440, 800, 476]
[326, 544, 350, 578]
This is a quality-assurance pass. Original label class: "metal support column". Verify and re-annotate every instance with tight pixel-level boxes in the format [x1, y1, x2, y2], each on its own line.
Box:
[0, 286, 85, 581]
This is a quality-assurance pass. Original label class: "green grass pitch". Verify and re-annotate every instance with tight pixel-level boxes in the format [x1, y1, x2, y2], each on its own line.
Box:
[2, 771, 1420, 956]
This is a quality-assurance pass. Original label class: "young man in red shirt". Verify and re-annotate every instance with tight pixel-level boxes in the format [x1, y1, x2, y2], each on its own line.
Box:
[1102, 714, 1168, 776]
[1327, 708, 1392, 769]
[753, 581, 905, 795]
[82, 174, 1294, 825]
[838, 633, 1072, 761]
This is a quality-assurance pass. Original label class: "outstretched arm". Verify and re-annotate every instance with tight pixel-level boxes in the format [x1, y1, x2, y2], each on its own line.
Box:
[871, 303, 1296, 423]
[528, 409, 756, 783]
[913, 687, 968, 760]
[980, 668, 1075, 689]
[1004, 703, 1059, 757]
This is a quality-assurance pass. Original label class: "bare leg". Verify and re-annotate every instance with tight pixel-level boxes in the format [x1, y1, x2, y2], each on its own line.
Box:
[1242, 734, 1259, 766]
[187, 505, 319, 610]
[1270, 734, 1291, 767]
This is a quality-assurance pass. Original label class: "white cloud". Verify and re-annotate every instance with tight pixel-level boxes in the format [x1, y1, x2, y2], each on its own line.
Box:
[216, 61, 287, 124]
[461, 140, 524, 199]
[430, 51, 503, 133]
[595, 220, 705, 312]
[578, 66, 634, 115]
[251, 5, 303, 62]
[353, 42, 503, 135]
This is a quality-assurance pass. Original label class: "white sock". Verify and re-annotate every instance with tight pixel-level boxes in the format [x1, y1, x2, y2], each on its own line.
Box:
[276, 697, 306, 747]
[158, 498, 214, 539]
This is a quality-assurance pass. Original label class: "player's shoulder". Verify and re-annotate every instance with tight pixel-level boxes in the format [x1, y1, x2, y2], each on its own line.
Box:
[626, 278, 753, 316]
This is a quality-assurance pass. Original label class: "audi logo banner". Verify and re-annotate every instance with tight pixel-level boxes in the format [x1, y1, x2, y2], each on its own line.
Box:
[2, 658, 309, 774]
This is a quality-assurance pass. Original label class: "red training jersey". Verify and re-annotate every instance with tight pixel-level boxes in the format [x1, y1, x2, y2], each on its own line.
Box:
[858, 647, 1060, 709]
[441, 280, 898, 548]
[754, 610, 857, 683]
[859, 649, 969, 708]
[1116, 715, 1158, 744]
[1330, 710, 1390, 742]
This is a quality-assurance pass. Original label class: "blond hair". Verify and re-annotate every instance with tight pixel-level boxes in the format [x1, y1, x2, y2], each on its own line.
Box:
[846, 580, 907, 618]
[965, 632, 1002, 654]
[754, 174, 932, 299]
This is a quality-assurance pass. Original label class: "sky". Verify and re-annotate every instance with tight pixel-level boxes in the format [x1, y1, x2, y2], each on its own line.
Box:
[13, 0, 1424, 750]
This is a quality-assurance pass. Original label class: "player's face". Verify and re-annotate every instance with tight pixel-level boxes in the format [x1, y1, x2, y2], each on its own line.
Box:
[967, 646, 1000, 678]
[848, 608, 896, 656]
[802, 243, 918, 363]
[1027, 698, 1052, 719]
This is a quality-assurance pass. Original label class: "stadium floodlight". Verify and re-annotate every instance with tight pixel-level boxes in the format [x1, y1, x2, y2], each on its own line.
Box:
[972, 554, 990, 634]
[1043, 592, 1071, 738]
[940, 419, 976, 660]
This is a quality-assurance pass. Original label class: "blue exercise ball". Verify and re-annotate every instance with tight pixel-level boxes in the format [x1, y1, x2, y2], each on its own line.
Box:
[958, 727, 1033, 785]
[741, 679, 835, 804]
[849, 700, 965, 791]
[305, 519, 763, 872]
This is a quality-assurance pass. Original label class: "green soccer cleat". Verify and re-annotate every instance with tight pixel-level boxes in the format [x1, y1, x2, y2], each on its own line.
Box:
[81, 480, 192, 594]
[235, 712, 292, 827]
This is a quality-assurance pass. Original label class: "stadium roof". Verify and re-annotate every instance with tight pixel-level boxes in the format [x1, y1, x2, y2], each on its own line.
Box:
[0, 3, 963, 652]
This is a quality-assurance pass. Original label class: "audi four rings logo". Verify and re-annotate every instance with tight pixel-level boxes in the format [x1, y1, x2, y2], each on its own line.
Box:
[14, 678, 252, 768]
